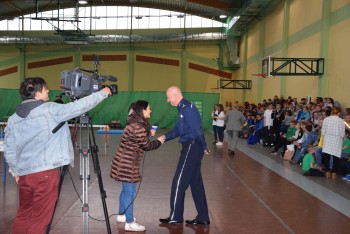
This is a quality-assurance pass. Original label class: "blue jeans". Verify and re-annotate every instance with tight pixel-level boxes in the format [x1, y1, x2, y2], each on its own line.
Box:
[213, 125, 218, 141]
[314, 147, 323, 166]
[294, 147, 307, 162]
[217, 126, 224, 142]
[119, 182, 136, 223]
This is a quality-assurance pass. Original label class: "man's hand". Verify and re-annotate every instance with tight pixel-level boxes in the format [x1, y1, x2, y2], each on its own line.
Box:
[158, 135, 166, 144]
[15, 176, 19, 184]
[204, 149, 210, 155]
[101, 87, 112, 96]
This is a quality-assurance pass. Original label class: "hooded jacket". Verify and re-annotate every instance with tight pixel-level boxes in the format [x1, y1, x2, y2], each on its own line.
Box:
[4, 90, 108, 177]
[110, 111, 161, 183]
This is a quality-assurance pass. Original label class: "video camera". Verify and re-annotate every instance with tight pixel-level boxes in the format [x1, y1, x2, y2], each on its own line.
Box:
[60, 67, 118, 99]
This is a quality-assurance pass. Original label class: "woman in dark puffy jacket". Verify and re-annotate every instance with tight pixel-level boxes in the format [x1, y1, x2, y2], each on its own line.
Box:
[110, 100, 164, 232]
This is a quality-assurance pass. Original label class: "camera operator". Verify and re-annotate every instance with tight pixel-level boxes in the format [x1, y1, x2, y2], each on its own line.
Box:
[4, 77, 111, 234]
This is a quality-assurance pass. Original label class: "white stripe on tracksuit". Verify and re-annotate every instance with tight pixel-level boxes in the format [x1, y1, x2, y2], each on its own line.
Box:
[170, 144, 191, 220]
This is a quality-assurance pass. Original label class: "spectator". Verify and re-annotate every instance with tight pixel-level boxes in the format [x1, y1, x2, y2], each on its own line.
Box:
[344, 114, 350, 130]
[302, 145, 324, 177]
[211, 104, 219, 144]
[271, 120, 297, 155]
[281, 110, 294, 133]
[250, 114, 263, 144]
[295, 105, 303, 122]
[291, 124, 318, 164]
[271, 102, 285, 145]
[341, 129, 350, 159]
[311, 111, 322, 130]
[299, 106, 311, 122]
[214, 104, 225, 146]
[263, 103, 274, 146]
[322, 107, 345, 179]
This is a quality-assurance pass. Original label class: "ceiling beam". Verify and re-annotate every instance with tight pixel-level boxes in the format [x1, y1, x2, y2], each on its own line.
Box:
[4, 0, 23, 13]
[187, 0, 233, 10]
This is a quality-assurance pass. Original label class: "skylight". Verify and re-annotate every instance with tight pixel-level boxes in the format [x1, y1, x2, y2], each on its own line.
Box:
[0, 6, 226, 31]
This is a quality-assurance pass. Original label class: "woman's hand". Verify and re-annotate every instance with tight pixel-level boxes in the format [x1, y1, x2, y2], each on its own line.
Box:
[150, 129, 156, 137]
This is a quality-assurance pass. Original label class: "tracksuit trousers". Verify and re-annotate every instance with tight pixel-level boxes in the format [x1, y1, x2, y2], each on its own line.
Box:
[169, 140, 209, 222]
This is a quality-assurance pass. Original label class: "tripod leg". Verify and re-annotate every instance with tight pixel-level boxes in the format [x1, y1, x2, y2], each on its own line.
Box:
[46, 165, 69, 234]
[89, 128, 111, 234]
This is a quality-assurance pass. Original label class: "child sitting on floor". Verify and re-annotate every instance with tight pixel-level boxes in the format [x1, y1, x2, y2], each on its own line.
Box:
[303, 145, 324, 177]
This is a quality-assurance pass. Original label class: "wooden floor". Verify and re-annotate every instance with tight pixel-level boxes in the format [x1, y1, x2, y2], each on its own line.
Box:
[1, 130, 350, 234]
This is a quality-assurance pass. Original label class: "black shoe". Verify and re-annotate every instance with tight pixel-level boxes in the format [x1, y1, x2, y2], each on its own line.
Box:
[213, 141, 218, 144]
[290, 159, 298, 164]
[159, 217, 183, 224]
[185, 219, 210, 225]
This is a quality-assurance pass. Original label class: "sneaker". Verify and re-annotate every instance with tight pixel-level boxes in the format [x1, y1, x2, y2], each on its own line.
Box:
[270, 152, 277, 155]
[342, 176, 350, 182]
[341, 174, 350, 181]
[117, 214, 136, 223]
[215, 141, 223, 146]
[125, 221, 145, 232]
[213, 141, 218, 144]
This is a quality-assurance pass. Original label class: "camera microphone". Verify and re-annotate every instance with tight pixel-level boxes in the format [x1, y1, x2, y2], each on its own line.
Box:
[100, 75, 117, 82]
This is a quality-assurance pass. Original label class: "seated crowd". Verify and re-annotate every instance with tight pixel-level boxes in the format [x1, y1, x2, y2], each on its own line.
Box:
[237, 95, 350, 181]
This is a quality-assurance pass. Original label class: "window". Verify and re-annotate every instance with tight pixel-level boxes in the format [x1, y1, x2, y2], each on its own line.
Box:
[1, 6, 225, 31]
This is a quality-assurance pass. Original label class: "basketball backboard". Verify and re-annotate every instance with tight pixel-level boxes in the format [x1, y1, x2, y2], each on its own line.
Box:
[262, 56, 271, 77]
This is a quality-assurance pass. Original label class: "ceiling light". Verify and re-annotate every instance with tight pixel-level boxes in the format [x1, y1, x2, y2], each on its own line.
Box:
[228, 16, 240, 28]
[219, 15, 227, 19]
[65, 40, 89, 45]
[79, 0, 88, 5]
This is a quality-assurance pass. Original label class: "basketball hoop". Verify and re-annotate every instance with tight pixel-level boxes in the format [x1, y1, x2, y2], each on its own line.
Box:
[252, 74, 266, 78]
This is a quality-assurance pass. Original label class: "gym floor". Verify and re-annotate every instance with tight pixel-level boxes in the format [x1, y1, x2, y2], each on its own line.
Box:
[1, 129, 350, 234]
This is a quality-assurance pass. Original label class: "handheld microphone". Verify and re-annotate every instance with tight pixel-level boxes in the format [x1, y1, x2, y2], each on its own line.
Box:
[151, 123, 159, 130]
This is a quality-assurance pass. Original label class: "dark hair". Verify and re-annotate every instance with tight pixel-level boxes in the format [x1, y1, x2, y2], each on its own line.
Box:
[218, 104, 224, 112]
[19, 77, 47, 100]
[305, 124, 313, 132]
[324, 108, 332, 117]
[129, 100, 149, 119]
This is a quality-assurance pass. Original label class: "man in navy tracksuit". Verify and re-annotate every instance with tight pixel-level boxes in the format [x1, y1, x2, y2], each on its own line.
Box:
[159, 86, 210, 226]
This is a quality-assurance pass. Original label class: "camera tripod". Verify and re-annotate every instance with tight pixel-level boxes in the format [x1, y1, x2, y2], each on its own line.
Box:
[47, 113, 111, 234]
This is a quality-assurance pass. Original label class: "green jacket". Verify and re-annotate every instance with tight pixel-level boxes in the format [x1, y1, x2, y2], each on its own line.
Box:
[286, 127, 296, 139]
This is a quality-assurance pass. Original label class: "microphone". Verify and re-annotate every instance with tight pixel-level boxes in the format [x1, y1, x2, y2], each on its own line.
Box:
[99, 75, 118, 82]
[151, 123, 159, 131]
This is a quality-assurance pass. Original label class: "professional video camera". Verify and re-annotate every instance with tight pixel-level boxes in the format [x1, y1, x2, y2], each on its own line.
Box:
[60, 67, 118, 99]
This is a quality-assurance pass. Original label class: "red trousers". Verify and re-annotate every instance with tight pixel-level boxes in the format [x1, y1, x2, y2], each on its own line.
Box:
[13, 168, 59, 234]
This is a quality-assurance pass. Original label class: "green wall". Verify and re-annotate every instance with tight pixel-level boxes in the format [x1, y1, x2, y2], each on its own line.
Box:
[0, 89, 219, 131]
